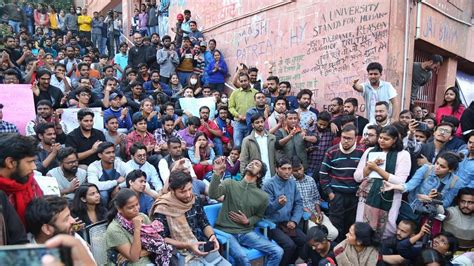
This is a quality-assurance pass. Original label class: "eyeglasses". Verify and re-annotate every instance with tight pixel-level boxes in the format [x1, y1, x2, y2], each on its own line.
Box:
[135, 154, 146, 159]
[437, 128, 452, 135]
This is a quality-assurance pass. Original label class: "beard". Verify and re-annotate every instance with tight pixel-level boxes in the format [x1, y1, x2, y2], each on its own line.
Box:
[52, 224, 73, 236]
[10, 167, 30, 184]
[299, 102, 310, 109]
[63, 166, 78, 176]
[375, 115, 386, 123]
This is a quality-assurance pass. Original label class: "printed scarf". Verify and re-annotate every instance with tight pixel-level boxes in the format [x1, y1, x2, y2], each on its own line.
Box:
[115, 213, 172, 266]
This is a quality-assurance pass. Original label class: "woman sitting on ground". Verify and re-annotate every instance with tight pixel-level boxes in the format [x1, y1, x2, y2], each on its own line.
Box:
[334, 222, 383, 266]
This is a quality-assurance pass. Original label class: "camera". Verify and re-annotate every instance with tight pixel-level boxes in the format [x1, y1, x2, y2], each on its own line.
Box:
[414, 197, 445, 221]
[414, 196, 446, 248]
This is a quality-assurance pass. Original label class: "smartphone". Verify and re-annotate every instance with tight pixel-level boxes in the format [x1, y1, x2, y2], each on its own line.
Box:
[0, 244, 73, 266]
[199, 241, 215, 252]
[416, 122, 428, 131]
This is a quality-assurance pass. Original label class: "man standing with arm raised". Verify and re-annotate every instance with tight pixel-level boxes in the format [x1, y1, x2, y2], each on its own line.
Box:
[352, 62, 399, 123]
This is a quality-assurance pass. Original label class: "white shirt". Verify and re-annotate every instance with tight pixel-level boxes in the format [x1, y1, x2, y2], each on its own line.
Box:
[47, 167, 87, 200]
[158, 157, 196, 186]
[126, 160, 163, 191]
[87, 158, 132, 191]
[255, 132, 272, 182]
[361, 80, 397, 124]
[25, 120, 69, 136]
[362, 120, 391, 136]
[50, 74, 71, 93]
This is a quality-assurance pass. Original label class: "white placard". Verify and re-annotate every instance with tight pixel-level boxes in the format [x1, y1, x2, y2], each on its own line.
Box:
[178, 97, 216, 119]
[367, 152, 387, 179]
[34, 176, 61, 196]
[61, 108, 104, 132]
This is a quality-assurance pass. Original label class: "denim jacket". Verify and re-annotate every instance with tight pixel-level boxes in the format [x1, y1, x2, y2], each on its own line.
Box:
[263, 175, 304, 223]
[405, 164, 463, 208]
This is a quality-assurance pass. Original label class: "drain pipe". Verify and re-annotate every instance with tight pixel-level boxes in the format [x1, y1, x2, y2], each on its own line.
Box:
[401, 0, 412, 110]
[415, 0, 422, 38]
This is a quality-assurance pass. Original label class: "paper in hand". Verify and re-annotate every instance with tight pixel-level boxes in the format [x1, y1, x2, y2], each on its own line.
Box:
[367, 152, 387, 179]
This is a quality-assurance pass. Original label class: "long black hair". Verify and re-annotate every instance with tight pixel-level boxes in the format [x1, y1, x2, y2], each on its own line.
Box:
[439, 87, 463, 115]
[354, 222, 380, 247]
[71, 183, 107, 226]
[435, 152, 461, 172]
[106, 188, 138, 224]
[433, 231, 458, 260]
[415, 248, 445, 266]
[375, 125, 404, 152]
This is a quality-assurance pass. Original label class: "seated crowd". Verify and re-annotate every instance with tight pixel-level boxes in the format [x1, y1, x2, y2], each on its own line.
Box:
[0, 3, 473, 266]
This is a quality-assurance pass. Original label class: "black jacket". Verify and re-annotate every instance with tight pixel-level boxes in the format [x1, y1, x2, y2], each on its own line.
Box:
[34, 85, 65, 109]
[0, 190, 28, 245]
[127, 44, 157, 69]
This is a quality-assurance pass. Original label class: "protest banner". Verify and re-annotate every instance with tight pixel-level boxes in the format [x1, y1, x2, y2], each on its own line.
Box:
[0, 84, 36, 135]
[61, 107, 104, 131]
[178, 97, 216, 119]
[34, 175, 61, 196]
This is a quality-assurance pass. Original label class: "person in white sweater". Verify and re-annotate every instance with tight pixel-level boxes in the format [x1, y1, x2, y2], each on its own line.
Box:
[87, 142, 132, 204]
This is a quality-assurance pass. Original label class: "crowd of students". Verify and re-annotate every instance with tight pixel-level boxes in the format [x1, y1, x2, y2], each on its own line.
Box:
[0, 2, 473, 266]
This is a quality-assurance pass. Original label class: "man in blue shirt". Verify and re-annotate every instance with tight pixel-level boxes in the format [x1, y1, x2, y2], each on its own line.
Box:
[263, 157, 305, 266]
[188, 21, 204, 46]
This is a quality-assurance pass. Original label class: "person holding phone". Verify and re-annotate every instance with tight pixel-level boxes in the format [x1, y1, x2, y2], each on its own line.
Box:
[24, 196, 94, 263]
[383, 152, 463, 219]
[152, 170, 230, 265]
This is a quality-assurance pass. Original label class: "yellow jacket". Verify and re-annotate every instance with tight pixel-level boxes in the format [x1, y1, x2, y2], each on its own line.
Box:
[49, 13, 58, 29]
[78, 15, 92, 32]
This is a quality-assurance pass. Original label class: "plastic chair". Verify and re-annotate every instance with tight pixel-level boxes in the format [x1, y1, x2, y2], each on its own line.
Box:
[204, 203, 276, 263]
[84, 220, 108, 265]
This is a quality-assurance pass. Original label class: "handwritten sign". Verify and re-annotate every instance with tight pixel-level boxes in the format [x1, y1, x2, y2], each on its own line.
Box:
[34, 175, 61, 196]
[61, 108, 104, 131]
[0, 84, 36, 135]
[179, 97, 216, 119]
[170, 0, 391, 114]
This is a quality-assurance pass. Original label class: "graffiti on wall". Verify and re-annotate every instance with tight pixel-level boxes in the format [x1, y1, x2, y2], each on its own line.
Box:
[170, 0, 390, 108]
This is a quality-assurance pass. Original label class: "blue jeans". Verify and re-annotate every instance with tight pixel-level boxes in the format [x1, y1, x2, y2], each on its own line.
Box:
[213, 137, 224, 156]
[8, 20, 21, 33]
[228, 231, 283, 266]
[148, 25, 159, 36]
[91, 33, 101, 50]
[177, 71, 192, 87]
[100, 190, 111, 206]
[114, 33, 121, 54]
[100, 37, 107, 55]
[232, 121, 248, 148]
